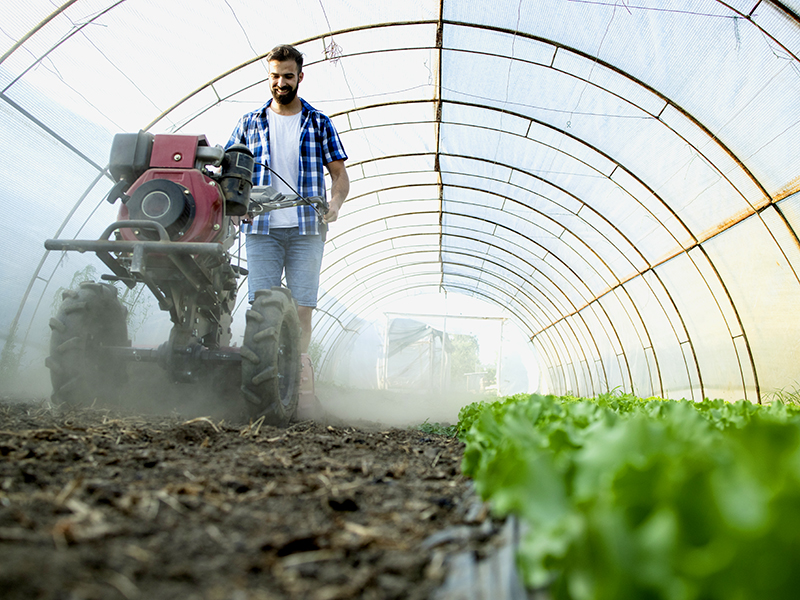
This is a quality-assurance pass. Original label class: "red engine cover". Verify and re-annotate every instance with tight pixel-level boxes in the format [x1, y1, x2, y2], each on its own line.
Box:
[150, 134, 208, 169]
[118, 135, 224, 243]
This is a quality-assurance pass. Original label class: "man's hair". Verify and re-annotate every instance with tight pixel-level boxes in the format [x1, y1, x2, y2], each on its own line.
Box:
[266, 45, 304, 72]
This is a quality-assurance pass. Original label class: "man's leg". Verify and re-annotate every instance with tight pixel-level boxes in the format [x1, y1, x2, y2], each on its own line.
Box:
[284, 227, 326, 352]
[297, 306, 313, 354]
[296, 307, 323, 420]
[245, 232, 287, 301]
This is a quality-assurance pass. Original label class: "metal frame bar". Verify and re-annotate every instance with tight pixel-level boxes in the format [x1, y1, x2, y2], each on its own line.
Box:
[6, 1, 797, 402]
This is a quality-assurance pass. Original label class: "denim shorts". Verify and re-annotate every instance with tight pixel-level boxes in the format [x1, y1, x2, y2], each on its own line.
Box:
[246, 227, 326, 306]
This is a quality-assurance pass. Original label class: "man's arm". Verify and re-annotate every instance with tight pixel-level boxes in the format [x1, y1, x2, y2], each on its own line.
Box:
[323, 159, 349, 224]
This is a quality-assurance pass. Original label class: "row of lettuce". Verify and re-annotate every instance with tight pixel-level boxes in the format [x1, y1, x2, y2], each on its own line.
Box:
[455, 393, 800, 599]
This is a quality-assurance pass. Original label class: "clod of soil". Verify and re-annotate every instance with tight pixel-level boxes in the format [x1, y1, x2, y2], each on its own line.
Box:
[0, 398, 504, 600]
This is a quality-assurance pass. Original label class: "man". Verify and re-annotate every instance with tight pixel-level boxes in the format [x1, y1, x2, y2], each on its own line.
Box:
[227, 44, 349, 355]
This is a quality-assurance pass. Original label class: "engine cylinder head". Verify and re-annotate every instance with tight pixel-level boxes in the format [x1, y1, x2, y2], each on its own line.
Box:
[127, 179, 195, 240]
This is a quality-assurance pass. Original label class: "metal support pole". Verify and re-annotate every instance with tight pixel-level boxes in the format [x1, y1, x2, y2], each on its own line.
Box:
[497, 319, 505, 396]
[440, 312, 447, 391]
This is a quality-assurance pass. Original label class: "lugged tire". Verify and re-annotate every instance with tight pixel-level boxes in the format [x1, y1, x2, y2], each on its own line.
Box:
[240, 287, 301, 426]
[46, 281, 129, 406]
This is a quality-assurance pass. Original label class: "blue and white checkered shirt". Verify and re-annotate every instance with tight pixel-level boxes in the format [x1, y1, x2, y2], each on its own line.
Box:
[226, 98, 347, 235]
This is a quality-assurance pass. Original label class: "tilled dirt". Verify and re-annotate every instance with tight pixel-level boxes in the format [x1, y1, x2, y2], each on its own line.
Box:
[0, 396, 501, 600]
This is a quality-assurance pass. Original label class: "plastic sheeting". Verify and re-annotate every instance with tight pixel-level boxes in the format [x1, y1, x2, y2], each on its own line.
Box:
[383, 318, 450, 391]
[2, 1, 800, 402]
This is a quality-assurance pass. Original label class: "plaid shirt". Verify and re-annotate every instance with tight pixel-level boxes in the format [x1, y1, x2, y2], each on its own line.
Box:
[226, 98, 347, 235]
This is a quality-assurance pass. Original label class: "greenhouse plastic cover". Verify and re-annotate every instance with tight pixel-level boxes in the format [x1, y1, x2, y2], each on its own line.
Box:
[2, 0, 800, 402]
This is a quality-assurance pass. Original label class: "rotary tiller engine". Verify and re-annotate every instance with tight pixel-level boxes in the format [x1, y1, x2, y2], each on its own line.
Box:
[45, 132, 303, 425]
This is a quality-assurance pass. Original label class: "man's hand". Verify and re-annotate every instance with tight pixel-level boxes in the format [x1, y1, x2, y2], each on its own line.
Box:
[323, 204, 339, 223]
[324, 159, 349, 225]
[230, 214, 253, 227]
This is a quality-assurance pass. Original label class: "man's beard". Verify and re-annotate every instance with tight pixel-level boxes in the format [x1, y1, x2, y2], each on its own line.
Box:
[272, 84, 298, 105]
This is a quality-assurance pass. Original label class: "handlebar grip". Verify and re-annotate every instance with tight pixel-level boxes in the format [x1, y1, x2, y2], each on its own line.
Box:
[307, 196, 329, 213]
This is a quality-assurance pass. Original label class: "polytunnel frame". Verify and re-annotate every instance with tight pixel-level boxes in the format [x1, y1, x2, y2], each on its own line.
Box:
[316, 101, 754, 401]
[316, 190, 624, 361]
[7, 2, 800, 402]
[7, 24, 751, 399]
[319, 217, 582, 327]
[138, 16, 794, 402]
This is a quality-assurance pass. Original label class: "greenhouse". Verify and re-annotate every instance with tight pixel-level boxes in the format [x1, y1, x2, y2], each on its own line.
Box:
[3, 0, 800, 403]
[2, 1, 800, 598]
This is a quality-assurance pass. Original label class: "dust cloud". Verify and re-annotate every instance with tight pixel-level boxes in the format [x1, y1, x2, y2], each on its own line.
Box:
[112, 363, 245, 420]
[315, 383, 482, 428]
[0, 361, 52, 399]
[112, 372, 483, 429]
[5, 360, 487, 430]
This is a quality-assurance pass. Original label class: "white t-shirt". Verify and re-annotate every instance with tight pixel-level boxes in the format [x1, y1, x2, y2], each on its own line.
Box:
[267, 108, 302, 228]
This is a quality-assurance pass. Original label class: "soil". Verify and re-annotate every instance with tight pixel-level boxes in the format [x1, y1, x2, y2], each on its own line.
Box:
[0, 388, 503, 600]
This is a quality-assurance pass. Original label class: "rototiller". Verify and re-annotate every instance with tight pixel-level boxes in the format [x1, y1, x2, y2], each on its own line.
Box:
[45, 132, 325, 425]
